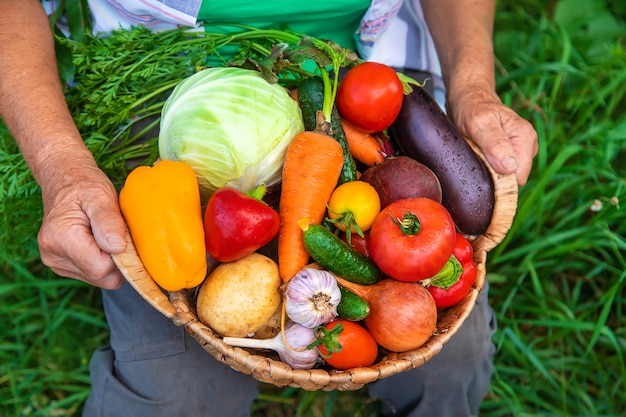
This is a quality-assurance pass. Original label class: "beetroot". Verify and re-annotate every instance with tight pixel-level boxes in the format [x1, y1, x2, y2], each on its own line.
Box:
[360, 156, 442, 209]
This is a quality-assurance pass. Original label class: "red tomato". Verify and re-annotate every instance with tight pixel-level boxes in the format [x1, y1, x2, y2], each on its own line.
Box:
[314, 320, 378, 370]
[203, 186, 280, 262]
[426, 233, 478, 309]
[368, 197, 456, 282]
[336, 62, 404, 133]
[340, 231, 371, 258]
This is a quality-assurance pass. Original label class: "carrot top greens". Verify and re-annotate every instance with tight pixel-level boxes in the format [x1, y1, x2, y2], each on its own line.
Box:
[56, 23, 359, 189]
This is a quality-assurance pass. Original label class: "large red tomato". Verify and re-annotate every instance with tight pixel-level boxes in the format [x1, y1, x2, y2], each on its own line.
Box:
[336, 62, 404, 133]
[368, 197, 456, 282]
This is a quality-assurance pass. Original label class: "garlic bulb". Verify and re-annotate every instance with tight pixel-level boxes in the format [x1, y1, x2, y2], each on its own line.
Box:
[285, 268, 341, 328]
[222, 320, 320, 369]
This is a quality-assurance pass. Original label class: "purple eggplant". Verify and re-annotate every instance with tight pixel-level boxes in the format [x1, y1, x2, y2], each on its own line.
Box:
[388, 86, 494, 235]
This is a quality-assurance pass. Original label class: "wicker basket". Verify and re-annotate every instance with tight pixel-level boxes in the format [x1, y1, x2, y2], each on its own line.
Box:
[112, 140, 518, 391]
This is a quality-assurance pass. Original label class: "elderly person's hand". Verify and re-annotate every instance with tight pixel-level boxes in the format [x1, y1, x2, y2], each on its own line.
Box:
[1, 1, 128, 289]
[446, 82, 538, 186]
[421, 0, 538, 186]
[37, 152, 127, 289]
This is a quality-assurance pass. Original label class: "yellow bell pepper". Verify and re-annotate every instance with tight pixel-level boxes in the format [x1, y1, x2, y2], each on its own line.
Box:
[119, 160, 207, 292]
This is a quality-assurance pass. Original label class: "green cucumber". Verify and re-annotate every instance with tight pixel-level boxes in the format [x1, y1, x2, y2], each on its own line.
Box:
[337, 285, 370, 321]
[302, 223, 380, 284]
[297, 76, 357, 184]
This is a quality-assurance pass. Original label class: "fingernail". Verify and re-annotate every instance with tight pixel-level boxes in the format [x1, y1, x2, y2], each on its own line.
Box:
[106, 234, 126, 250]
[501, 156, 518, 170]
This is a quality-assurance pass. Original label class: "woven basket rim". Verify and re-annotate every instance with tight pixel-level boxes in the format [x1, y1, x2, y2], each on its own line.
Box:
[112, 140, 518, 391]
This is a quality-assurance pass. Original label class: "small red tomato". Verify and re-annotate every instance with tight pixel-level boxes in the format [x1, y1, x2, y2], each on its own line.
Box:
[340, 231, 371, 258]
[425, 233, 478, 309]
[337, 62, 404, 133]
[368, 197, 456, 282]
[313, 320, 378, 370]
[203, 185, 280, 262]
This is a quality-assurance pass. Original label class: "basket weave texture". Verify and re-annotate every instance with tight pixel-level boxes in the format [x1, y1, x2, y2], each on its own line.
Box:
[112, 141, 518, 391]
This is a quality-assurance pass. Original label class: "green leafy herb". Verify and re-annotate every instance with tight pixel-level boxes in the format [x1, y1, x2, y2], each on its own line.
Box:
[57, 23, 358, 187]
[1, 23, 360, 256]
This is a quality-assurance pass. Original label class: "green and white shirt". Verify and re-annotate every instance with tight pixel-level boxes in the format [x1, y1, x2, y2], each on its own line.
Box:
[80, 0, 444, 105]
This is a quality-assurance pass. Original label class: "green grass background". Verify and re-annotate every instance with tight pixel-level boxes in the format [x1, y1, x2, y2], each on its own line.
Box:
[1, 0, 625, 416]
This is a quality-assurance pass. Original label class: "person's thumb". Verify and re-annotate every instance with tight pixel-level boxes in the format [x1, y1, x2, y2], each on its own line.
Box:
[466, 120, 519, 177]
[87, 196, 127, 254]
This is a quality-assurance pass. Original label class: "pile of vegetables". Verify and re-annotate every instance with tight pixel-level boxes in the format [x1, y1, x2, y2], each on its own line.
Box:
[117, 28, 495, 372]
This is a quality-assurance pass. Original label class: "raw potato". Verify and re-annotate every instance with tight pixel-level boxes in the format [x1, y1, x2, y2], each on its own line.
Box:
[251, 301, 283, 340]
[197, 252, 282, 337]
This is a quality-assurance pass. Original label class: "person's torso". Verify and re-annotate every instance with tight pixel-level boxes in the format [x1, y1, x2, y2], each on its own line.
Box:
[198, 0, 371, 50]
[87, 0, 371, 50]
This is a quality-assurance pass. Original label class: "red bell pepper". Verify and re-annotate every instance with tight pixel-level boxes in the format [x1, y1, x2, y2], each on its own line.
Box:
[421, 232, 477, 309]
[204, 185, 280, 262]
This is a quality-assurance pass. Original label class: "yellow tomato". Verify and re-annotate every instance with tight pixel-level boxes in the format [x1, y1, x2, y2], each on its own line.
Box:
[327, 181, 381, 233]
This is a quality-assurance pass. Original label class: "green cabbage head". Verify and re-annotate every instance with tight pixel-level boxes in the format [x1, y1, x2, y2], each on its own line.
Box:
[158, 67, 304, 202]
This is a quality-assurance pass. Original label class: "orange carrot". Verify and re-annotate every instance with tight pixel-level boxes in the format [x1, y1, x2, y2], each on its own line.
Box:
[278, 131, 344, 282]
[288, 87, 299, 103]
[342, 118, 386, 166]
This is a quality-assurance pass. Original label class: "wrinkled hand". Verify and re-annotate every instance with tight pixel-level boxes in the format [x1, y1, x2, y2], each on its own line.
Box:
[446, 83, 538, 186]
[37, 161, 127, 289]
